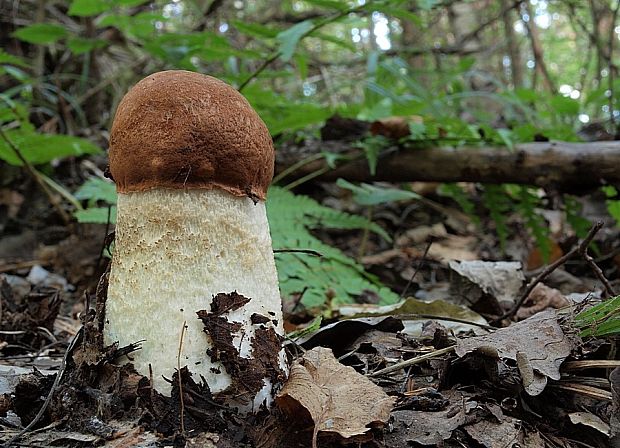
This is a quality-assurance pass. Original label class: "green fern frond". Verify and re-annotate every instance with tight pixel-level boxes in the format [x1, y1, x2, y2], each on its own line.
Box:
[268, 187, 399, 307]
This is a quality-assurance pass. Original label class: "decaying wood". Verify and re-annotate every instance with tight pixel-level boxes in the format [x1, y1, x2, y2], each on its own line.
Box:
[275, 140, 620, 190]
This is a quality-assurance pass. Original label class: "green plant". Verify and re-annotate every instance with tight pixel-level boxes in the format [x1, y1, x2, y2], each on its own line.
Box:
[73, 177, 117, 224]
[602, 186, 620, 226]
[574, 296, 620, 337]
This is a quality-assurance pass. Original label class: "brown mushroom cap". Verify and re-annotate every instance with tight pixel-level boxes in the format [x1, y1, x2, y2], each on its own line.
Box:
[109, 70, 274, 200]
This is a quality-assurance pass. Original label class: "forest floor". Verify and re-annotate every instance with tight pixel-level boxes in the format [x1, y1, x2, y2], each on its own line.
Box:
[0, 135, 618, 447]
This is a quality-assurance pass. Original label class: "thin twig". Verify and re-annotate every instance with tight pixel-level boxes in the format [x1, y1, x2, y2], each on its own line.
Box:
[401, 239, 433, 299]
[177, 320, 187, 436]
[493, 221, 603, 323]
[580, 244, 616, 297]
[368, 346, 455, 377]
[273, 248, 322, 257]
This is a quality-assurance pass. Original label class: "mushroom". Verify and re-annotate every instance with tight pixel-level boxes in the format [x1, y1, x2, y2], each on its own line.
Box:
[104, 70, 286, 410]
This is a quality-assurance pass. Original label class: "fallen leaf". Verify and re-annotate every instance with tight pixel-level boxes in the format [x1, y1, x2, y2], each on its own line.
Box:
[455, 310, 572, 395]
[336, 297, 489, 337]
[568, 411, 610, 436]
[464, 416, 523, 448]
[387, 403, 467, 445]
[449, 260, 525, 310]
[276, 347, 395, 441]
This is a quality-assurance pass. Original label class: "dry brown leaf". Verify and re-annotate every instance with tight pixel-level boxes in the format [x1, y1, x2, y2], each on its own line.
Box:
[516, 283, 569, 320]
[464, 417, 523, 448]
[276, 347, 395, 441]
[449, 260, 525, 308]
[455, 310, 572, 395]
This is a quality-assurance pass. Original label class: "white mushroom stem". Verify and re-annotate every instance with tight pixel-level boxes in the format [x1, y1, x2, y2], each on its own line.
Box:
[104, 188, 286, 407]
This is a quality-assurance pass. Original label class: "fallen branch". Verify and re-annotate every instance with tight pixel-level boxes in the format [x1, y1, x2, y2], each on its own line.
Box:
[275, 140, 620, 190]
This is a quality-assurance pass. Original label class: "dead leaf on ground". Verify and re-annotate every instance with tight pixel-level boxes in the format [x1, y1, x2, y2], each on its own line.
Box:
[455, 310, 572, 395]
[386, 390, 470, 446]
[516, 283, 570, 320]
[568, 412, 610, 436]
[449, 260, 525, 310]
[294, 316, 403, 356]
[464, 416, 522, 448]
[276, 347, 395, 442]
[428, 235, 479, 263]
[337, 297, 489, 336]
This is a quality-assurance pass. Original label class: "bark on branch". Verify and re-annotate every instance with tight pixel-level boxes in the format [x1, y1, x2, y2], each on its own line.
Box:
[275, 140, 620, 191]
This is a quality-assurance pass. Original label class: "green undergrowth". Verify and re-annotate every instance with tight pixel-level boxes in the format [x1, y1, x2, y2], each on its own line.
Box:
[75, 178, 399, 308]
[574, 296, 620, 337]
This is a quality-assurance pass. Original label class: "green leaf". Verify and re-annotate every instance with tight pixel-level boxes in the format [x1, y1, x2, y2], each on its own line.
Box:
[514, 88, 538, 103]
[606, 200, 620, 225]
[0, 130, 101, 165]
[68, 0, 109, 16]
[232, 20, 280, 38]
[550, 95, 579, 116]
[12, 24, 67, 44]
[303, 0, 349, 11]
[244, 87, 332, 134]
[99, 12, 161, 39]
[374, 6, 422, 25]
[0, 49, 27, 67]
[337, 179, 421, 206]
[276, 20, 314, 62]
[67, 37, 107, 55]
[575, 296, 620, 337]
[309, 32, 356, 51]
[115, 0, 150, 6]
[75, 206, 117, 224]
[74, 177, 117, 204]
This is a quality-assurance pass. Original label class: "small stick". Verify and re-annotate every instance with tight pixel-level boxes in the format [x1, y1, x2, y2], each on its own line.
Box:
[274, 249, 322, 257]
[579, 246, 616, 297]
[493, 221, 603, 324]
[368, 346, 455, 377]
[177, 321, 187, 436]
[401, 239, 433, 299]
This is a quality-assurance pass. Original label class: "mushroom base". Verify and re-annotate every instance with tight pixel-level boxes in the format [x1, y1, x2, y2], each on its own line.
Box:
[104, 188, 286, 409]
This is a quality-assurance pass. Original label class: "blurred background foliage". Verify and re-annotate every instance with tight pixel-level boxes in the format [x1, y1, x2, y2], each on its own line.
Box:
[3, 0, 620, 145]
[1, 0, 620, 308]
